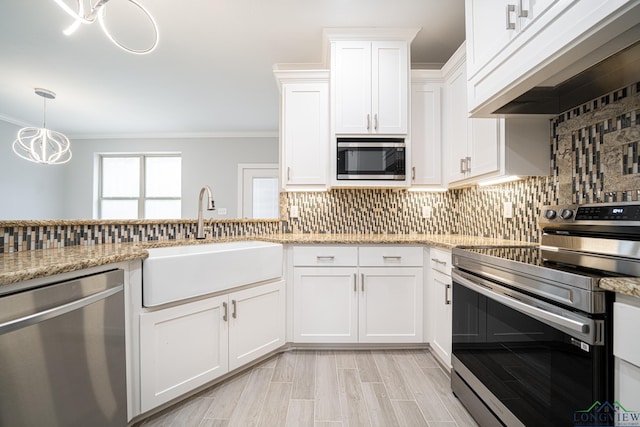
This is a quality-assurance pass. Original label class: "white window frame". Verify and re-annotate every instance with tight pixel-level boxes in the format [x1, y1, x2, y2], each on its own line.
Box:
[98, 153, 182, 219]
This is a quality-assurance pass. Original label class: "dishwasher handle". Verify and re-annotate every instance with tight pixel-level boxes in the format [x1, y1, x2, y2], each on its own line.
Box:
[0, 284, 123, 336]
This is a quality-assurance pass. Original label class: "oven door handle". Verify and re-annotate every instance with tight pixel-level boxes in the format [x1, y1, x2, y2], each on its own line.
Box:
[453, 271, 590, 334]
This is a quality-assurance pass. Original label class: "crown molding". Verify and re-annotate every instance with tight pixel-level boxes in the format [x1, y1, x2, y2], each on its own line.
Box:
[68, 131, 279, 140]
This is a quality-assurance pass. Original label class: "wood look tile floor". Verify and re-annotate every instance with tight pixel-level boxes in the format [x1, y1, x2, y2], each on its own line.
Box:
[137, 350, 478, 427]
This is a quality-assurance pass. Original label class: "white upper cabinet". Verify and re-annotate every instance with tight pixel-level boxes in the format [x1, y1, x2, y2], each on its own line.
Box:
[443, 44, 549, 186]
[465, 0, 640, 116]
[327, 28, 419, 135]
[465, 0, 558, 79]
[410, 71, 442, 187]
[333, 41, 409, 134]
[274, 69, 329, 190]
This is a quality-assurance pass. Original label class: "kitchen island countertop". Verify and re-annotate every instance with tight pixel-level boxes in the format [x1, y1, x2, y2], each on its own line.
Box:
[0, 233, 536, 287]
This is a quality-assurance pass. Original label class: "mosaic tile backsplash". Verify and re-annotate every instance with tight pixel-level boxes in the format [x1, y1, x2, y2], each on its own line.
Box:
[4, 83, 639, 252]
[281, 82, 640, 241]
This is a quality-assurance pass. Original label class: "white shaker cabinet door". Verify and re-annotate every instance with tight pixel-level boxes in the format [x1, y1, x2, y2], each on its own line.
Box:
[333, 41, 372, 134]
[139, 295, 229, 412]
[371, 41, 409, 134]
[293, 267, 359, 343]
[228, 280, 286, 371]
[281, 82, 329, 189]
[358, 267, 424, 343]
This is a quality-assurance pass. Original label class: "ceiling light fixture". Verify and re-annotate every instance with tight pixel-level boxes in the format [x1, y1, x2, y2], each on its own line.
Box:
[12, 89, 72, 165]
[52, 0, 159, 55]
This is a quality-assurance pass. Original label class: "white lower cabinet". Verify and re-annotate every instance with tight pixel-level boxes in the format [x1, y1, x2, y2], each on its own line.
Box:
[359, 267, 423, 343]
[428, 248, 452, 368]
[293, 267, 358, 343]
[140, 280, 285, 412]
[614, 298, 640, 410]
[228, 281, 286, 370]
[292, 245, 423, 344]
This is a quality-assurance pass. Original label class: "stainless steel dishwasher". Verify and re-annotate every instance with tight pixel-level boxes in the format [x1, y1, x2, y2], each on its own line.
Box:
[0, 269, 127, 427]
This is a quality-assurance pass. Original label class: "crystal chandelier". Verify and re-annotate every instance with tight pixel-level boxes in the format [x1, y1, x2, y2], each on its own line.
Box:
[52, 0, 159, 55]
[12, 89, 72, 165]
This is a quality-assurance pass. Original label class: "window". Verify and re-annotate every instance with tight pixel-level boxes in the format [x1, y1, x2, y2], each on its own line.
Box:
[98, 154, 181, 219]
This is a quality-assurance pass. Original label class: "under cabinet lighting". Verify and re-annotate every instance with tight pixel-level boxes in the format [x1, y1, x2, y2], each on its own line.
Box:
[477, 176, 521, 187]
[407, 187, 448, 192]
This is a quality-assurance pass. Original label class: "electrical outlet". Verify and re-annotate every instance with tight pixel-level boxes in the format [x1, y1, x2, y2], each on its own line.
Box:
[422, 206, 432, 219]
[503, 202, 513, 219]
[290, 205, 299, 218]
[217, 208, 227, 216]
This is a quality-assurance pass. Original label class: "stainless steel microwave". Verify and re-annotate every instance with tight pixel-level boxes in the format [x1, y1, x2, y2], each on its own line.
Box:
[336, 137, 406, 180]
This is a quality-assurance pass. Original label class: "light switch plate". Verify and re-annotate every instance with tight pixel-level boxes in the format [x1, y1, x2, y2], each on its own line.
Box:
[503, 202, 513, 219]
[290, 205, 299, 218]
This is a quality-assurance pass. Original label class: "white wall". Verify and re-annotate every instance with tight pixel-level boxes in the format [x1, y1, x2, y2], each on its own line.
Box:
[0, 119, 278, 220]
[0, 120, 68, 219]
[63, 136, 279, 219]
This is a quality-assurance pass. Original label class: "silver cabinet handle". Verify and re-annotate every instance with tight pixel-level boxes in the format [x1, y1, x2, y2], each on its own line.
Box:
[317, 255, 335, 260]
[518, 0, 528, 17]
[460, 158, 466, 174]
[431, 258, 447, 265]
[287, 167, 291, 181]
[366, 114, 371, 131]
[383, 255, 402, 260]
[222, 301, 228, 322]
[506, 4, 516, 29]
[374, 113, 378, 131]
[354, 273, 357, 292]
[232, 299, 237, 319]
[361, 273, 365, 292]
[445, 284, 452, 305]
[411, 166, 415, 181]
[465, 156, 471, 173]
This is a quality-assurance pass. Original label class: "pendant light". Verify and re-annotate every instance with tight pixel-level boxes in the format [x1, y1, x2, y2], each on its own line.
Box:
[52, 0, 159, 55]
[12, 89, 72, 165]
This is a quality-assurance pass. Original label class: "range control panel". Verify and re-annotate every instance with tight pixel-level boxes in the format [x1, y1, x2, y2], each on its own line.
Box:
[541, 203, 640, 223]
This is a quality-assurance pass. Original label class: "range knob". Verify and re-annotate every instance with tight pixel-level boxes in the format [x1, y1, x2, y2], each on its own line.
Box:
[544, 209, 557, 219]
[560, 209, 574, 220]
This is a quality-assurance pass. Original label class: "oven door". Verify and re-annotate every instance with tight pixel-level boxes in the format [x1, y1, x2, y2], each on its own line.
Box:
[451, 269, 613, 427]
[336, 140, 405, 180]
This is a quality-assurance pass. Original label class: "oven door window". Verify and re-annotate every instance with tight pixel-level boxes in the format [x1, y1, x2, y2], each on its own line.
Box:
[452, 282, 611, 426]
[337, 146, 405, 179]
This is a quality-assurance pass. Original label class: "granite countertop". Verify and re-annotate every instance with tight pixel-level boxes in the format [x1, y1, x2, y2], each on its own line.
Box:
[0, 233, 535, 287]
[599, 277, 640, 298]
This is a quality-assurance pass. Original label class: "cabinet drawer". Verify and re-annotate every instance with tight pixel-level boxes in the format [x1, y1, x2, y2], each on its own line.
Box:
[293, 245, 358, 267]
[429, 247, 451, 275]
[614, 302, 640, 367]
[358, 246, 423, 267]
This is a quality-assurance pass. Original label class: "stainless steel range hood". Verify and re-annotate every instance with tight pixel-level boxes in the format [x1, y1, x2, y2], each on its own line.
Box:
[495, 35, 640, 115]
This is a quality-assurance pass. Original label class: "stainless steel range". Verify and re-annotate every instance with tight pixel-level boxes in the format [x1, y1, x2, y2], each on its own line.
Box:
[451, 202, 640, 427]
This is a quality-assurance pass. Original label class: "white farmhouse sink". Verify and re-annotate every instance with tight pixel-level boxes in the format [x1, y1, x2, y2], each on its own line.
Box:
[143, 240, 283, 307]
